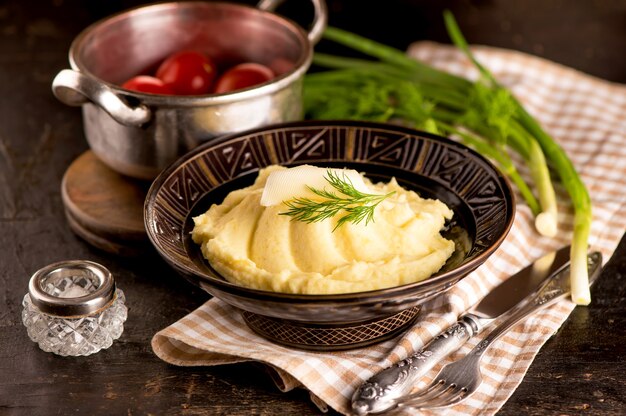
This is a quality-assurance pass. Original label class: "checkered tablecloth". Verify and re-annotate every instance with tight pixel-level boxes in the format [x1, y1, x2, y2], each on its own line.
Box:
[152, 43, 626, 415]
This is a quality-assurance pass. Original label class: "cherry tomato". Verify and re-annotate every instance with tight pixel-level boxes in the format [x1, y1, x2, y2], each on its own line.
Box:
[213, 63, 275, 94]
[156, 50, 217, 95]
[121, 75, 175, 95]
[269, 57, 293, 76]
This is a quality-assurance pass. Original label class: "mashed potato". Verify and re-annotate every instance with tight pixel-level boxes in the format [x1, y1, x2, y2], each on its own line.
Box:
[192, 165, 455, 294]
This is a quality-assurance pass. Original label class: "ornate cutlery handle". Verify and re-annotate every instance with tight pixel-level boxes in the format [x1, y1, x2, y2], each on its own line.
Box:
[351, 315, 486, 415]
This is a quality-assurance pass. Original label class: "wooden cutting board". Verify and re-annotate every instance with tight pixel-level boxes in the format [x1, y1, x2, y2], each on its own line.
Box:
[61, 151, 150, 255]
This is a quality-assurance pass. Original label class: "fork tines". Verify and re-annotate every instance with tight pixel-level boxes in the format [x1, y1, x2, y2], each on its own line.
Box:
[395, 379, 470, 410]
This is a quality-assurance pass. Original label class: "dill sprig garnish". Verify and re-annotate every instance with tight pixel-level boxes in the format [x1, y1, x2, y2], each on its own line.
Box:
[280, 170, 395, 231]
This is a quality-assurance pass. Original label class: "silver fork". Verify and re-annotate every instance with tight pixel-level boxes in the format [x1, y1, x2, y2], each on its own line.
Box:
[389, 251, 603, 412]
[392, 298, 527, 411]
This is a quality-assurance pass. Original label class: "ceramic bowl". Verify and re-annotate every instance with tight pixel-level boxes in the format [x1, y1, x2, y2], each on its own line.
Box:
[144, 120, 515, 350]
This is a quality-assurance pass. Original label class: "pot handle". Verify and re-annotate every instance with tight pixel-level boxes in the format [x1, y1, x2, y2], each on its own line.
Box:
[52, 69, 151, 127]
[257, 0, 327, 45]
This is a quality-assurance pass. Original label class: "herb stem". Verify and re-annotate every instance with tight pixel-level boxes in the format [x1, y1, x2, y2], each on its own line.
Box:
[322, 27, 472, 90]
[280, 170, 395, 231]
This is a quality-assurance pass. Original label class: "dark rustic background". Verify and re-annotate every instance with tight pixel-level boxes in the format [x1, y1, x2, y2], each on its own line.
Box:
[1, 0, 625, 415]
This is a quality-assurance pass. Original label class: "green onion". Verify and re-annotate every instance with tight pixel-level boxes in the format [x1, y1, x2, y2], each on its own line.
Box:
[443, 11, 591, 304]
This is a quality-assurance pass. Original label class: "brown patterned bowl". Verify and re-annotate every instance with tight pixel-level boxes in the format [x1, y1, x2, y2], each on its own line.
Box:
[144, 120, 515, 350]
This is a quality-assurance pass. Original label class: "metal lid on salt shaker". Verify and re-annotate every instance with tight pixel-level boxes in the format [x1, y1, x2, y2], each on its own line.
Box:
[28, 260, 115, 317]
[22, 260, 128, 356]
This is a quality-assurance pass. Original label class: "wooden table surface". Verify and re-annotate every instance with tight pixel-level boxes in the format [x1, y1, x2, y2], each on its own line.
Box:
[1, 0, 625, 415]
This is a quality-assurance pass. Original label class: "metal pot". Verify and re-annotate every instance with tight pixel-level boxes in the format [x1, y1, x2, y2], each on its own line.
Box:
[52, 0, 327, 180]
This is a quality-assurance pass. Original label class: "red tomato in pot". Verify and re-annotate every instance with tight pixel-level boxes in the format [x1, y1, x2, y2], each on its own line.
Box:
[121, 75, 175, 95]
[213, 63, 275, 94]
[268, 57, 293, 76]
[156, 50, 217, 95]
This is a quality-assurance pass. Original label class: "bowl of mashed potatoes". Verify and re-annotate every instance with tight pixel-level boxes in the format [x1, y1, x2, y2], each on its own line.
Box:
[145, 120, 515, 350]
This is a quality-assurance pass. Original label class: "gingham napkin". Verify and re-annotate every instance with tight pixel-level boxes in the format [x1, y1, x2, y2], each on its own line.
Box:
[152, 43, 626, 415]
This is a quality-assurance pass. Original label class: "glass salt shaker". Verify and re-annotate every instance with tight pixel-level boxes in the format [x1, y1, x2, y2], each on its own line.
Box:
[22, 260, 127, 356]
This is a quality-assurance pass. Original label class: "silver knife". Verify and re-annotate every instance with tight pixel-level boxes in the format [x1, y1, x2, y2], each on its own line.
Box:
[351, 246, 576, 415]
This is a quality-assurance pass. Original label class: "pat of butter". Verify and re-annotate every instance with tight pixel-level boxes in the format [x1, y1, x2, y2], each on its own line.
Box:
[260, 165, 371, 207]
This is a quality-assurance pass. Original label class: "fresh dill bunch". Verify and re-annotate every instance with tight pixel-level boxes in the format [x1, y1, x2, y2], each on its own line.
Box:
[460, 79, 517, 145]
[304, 69, 440, 133]
[279, 170, 395, 231]
[390, 79, 441, 134]
[304, 71, 394, 121]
